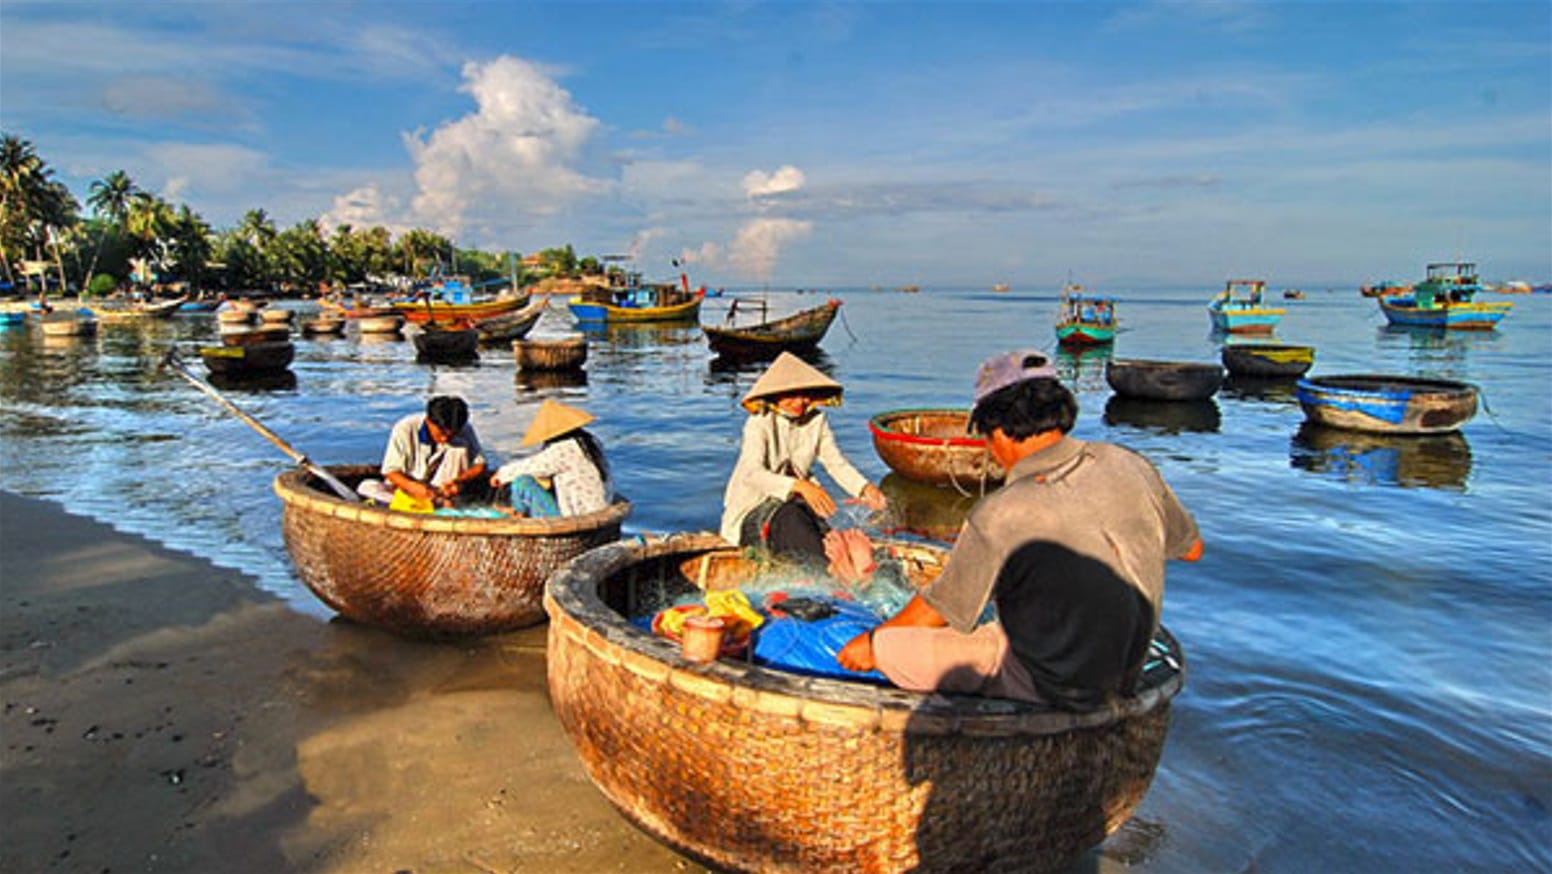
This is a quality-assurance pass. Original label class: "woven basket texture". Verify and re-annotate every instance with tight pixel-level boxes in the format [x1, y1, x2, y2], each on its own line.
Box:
[871, 410, 1005, 488]
[274, 465, 629, 637]
[514, 337, 587, 371]
[545, 533, 1181, 873]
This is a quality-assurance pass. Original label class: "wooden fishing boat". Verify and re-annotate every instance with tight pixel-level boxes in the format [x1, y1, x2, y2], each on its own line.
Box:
[412, 324, 480, 362]
[1106, 359, 1224, 401]
[513, 335, 587, 371]
[568, 278, 704, 324]
[1220, 342, 1315, 378]
[1295, 374, 1478, 435]
[545, 533, 1184, 874]
[868, 409, 1005, 488]
[199, 340, 294, 375]
[39, 311, 97, 337]
[274, 465, 631, 637]
[474, 298, 547, 344]
[1207, 279, 1283, 334]
[86, 295, 189, 321]
[1055, 283, 1117, 346]
[702, 298, 842, 360]
[393, 278, 531, 324]
[1377, 262, 1512, 330]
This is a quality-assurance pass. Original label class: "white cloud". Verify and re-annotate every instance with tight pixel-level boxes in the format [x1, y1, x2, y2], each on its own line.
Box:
[321, 184, 411, 236]
[404, 55, 610, 237]
[742, 165, 806, 199]
[144, 142, 268, 197]
[677, 240, 724, 268]
[727, 218, 812, 280]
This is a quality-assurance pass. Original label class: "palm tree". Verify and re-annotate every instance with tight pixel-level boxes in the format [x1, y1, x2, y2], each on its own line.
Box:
[0, 134, 78, 293]
[125, 191, 176, 284]
[83, 170, 138, 289]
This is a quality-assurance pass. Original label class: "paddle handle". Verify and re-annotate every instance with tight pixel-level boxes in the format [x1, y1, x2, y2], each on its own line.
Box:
[160, 350, 360, 503]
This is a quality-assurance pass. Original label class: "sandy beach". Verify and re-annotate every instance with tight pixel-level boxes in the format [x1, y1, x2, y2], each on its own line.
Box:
[0, 490, 701, 874]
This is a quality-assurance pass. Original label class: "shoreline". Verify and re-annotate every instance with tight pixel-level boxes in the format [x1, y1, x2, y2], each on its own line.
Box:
[0, 490, 699, 873]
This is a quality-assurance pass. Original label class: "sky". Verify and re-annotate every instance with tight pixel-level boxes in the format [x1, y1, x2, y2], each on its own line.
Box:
[1, 1, 1548, 289]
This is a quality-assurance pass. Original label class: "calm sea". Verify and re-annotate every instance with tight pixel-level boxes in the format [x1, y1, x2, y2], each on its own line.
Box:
[1, 286, 1548, 871]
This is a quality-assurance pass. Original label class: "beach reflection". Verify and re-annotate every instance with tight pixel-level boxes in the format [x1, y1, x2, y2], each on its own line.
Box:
[1288, 422, 1473, 491]
[1102, 396, 1222, 434]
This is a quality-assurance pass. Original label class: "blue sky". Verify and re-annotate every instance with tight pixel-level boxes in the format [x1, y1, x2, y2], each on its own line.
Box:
[2, 1, 1547, 289]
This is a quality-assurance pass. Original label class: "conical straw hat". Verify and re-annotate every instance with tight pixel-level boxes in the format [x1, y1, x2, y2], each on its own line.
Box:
[741, 352, 843, 413]
[521, 398, 595, 446]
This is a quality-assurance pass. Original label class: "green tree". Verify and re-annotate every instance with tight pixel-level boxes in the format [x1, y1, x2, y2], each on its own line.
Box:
[83, 169, 138, 285]
[270, 219, 330, 291]
[125, 191, 176, 283]
[167, 205, 212, 290]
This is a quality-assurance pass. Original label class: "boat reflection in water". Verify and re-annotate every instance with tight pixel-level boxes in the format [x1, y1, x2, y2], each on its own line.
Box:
[877, 473, 985, 544]
[578, 321, 700, 350]
[207, 369, 298, 393]
[516, 368, 588, 393]
[1289, 422, 1472, 491]
[1220, 374, 1299, 405]
[1103, 396, 1222, 434]
[1055, 344, 1113, 393]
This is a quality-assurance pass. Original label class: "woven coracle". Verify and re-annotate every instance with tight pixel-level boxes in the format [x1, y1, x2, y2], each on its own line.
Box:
[274, 464, 630, 637]
[514, 336, 587, 371]
[869, 409, 1005, 489]
[545, 532, 1184, 873]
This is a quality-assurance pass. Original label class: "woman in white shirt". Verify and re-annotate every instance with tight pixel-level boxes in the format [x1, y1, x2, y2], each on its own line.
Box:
[490, 399, 612, 517]
[720, 352, 886, 564]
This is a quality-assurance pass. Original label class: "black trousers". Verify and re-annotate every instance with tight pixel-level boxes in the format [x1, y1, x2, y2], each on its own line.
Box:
[739, 497, 829, 565]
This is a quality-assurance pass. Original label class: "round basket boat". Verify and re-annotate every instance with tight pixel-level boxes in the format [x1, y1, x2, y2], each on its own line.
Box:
[545, 532, 1184, 874]
[868, 409, 1005, 489]
[274, 464, 631, 637]
[355, 313, 406, 334]
[1295, 374, 1478, 435]
[1220, 343, 1315, 378]
[1106, 359, 1224, 401]
[514, 335, 587, 371]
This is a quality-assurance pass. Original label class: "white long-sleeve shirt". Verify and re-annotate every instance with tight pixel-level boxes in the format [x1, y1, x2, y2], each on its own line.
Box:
[493, 437, 612, 517]
[719, 410, 870, 543]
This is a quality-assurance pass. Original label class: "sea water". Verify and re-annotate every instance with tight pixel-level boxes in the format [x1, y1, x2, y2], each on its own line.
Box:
[1, 287, 1548, 871]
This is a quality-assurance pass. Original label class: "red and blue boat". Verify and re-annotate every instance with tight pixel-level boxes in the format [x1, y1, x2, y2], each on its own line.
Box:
[1055, 283, 1117, 346]
[1378, 262, 1511, 330]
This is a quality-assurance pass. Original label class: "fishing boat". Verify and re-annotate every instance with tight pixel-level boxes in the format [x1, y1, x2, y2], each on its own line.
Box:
[868, 409, 1005, 489]
[473, 298, 548, 345]
[702, 297, 842, 360]
[1220, 342, 1315, 378]
[393, 277, 531, 324]
[1054, 283, 1117, 346]
[1282, 289, 1305, 300]
[514, 335, 588, 371]
[1295, 374, 1478, 435]
[412, 323, 480, 362]
[273, 465, 631, 637]
[1106, 359, 1224, 401]
[567, 275, 704, 324]
[85, 294, 188, 322]
[992, 283, 1011, 293]
[198, 340, 294, 376]
[545, 533, 1184, 874]
[178, 298, 222, 313]
[1207, 279, 1283, 334]
[1377, 262, 1512, 330]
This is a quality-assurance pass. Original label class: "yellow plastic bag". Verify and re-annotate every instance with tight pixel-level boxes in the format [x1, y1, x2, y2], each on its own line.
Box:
[388, 490, 435, 514]
[705, 589, 765, 638]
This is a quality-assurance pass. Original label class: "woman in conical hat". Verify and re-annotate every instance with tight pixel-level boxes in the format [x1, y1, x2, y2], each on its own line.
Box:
[490, 398, 613, 518]
[720, 352, 887, 564]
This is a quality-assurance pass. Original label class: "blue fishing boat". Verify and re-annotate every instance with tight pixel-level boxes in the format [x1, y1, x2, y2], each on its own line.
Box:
[567, 271, 704, 323]
[1208, 279, 1284, 334]
[1378, 262, 1512, 330]
[1296, 374, 1478, 435]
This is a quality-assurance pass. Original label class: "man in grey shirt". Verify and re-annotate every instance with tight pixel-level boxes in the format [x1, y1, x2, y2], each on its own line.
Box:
[838, 350, 1202, 710]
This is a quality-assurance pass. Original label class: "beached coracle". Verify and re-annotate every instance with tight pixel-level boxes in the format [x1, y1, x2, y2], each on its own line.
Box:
[274, 464, 630, 637]
[868, 408, 1005, 488]
[1106, 359, 1224, 401]
[545, 533, 1184, 874]
[1295, 374, 1479, 435]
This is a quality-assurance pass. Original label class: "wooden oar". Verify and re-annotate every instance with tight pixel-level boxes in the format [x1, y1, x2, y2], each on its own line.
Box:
[159, 349, 360, 502]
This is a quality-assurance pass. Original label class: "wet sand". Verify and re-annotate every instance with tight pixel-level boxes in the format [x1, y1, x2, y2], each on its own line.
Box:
[0, 491, 701, 874]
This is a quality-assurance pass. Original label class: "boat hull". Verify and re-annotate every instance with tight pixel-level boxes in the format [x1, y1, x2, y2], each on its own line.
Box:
[703, 299, 841, 360]
[1220, 343, 1315, 378]
[869, 409, 1005, 488]
[1296, 375, 1478, 435]
[1106, 359, 1224, 401]
[567, 294, 703, 324]
[413, 327, 480, 362]
[1208, 307, 1284, 334]
[474, 299, 547, 344]
[394, 293, 531, 324]
[545, 533, 1182, 874]
[274, 465, 630, 637]
[1378, 297, 1511, 330]
[199, 341, 294, 375]
[514, 336, 587, 371]
[1056, 321, 1116, 346]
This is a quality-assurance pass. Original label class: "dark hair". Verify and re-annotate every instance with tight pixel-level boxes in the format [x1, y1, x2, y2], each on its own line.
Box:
[425, 395, 469, 432]
[563, 429, 611, 485]
[970, 378, 1077, 440]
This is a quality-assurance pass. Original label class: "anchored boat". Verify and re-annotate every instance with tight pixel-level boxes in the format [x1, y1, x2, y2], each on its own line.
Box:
[1220, 342, 1315, 378]
[869, 408, 1005, 488]
[1378, 262, 1512, 330]
[1296, 374, 1479, 434]
[1208, 279, 1284, 334]
[1106, 359, 1224, 401]
[702, 297, 842, 360]
[1055, 283, 1117, 346]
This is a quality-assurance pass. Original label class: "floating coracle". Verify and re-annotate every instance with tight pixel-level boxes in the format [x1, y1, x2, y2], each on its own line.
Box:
[1220, 343, 1315, 378]
[868, 408, 1004, 489]
[545, 532, 1184, 874]
[1105, 359, 1224, 401]
[514, 335, 588, 371]
[1295, 374, 1478, 435]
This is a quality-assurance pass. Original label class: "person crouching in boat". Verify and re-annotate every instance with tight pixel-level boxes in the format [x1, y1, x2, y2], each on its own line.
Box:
[358, 395, 491, 510]
[720, 352, 887, 569]
[489, 399, 612, 518]
[837, 350, 1204, 710]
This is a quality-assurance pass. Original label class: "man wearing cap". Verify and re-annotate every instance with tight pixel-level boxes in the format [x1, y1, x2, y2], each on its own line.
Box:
[721, 352, 887, 565]
[838, 351, 1202, 710]
[367, 395, 490, 508]
[490, 398, 613, 517]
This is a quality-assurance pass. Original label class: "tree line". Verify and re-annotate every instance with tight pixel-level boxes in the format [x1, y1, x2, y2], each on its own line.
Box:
[0, 132, 612, 298]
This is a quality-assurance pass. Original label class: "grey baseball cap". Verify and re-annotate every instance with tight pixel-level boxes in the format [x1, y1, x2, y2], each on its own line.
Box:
[973, 350, 1058, 405]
